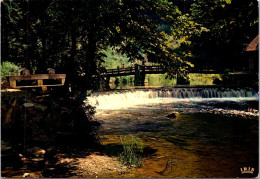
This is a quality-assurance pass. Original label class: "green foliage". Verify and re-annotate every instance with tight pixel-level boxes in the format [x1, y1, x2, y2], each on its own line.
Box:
[1, 61, 21, 82]
[119, 135, 144, 167]
[2, 0, 193, 89]
[189, 74, 219, 86]
[121, 77, 128, 85]
[211, 73, 258, 88]
[101, 46, 130, 69]
[2, 0, 257, 90]
[114, 77, 120, 85]
[188, 0, 258, 69]
[148, 74, 176, 86]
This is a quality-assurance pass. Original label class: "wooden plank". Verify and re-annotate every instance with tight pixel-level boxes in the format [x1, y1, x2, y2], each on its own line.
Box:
[9, 74, 66, 80]
[61, 78, 65, 85]
[14, 84, 64, 88]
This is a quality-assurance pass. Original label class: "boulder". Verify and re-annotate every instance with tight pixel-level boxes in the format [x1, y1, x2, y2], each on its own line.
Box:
[166, 112, 179, 118]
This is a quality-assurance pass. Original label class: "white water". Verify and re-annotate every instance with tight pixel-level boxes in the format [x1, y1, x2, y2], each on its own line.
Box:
[86, 88, 259, 110]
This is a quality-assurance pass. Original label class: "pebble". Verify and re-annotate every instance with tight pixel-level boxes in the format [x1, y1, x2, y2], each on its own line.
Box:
[23, 103, 34, 108]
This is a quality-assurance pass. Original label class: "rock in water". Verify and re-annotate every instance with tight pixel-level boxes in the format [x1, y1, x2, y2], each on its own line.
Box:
[166, 112, 178, 118]
[22, 173, 30, 178]
[26, 147, 46, 157]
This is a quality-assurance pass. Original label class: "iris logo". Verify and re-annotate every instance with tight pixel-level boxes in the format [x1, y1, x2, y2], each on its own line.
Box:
[240, 167, 254, 174]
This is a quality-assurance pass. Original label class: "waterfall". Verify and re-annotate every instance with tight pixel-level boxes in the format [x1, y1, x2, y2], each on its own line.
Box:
[86, 88, 259, 110]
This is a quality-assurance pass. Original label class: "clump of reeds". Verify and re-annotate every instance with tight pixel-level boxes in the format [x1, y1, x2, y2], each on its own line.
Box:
[119, 135, 144, 167]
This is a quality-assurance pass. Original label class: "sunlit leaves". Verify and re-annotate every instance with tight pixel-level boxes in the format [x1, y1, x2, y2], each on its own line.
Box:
[222, 0, 231, 4]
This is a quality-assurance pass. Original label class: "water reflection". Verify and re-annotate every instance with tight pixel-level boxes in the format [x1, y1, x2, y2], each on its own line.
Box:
[109, 74, 220, 89]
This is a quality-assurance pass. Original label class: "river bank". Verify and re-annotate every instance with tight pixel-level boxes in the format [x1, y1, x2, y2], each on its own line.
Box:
[1, 90, 128, 178]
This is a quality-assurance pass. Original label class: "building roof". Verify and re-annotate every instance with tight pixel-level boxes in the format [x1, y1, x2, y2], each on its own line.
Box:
[245, 35, 259, 51]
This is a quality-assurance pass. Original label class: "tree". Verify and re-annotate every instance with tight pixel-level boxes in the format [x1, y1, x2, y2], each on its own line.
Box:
[188, 0, 259, 71]
[1, 0, 199, 90]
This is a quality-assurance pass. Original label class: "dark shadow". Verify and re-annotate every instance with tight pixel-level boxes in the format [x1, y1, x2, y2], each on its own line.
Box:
[43, 79, 62, 85]
[1, 90, 101, 177]
[16, 80, 38, 87]
[101, 143, 157, 158]
[143, 146, 158, 157]
[101, 143, 123, 157]
[165, 137, 190, 146]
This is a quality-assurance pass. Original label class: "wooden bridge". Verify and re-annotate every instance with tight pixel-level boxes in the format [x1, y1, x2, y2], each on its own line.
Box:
[102, 65, 219, 77]
[102, 64, 219, 86]
[101, 65, 165, 86]
[103, 65, 165, 77]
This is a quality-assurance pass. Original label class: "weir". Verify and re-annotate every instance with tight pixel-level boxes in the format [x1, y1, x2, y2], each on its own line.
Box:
[87, 88, 259, 109]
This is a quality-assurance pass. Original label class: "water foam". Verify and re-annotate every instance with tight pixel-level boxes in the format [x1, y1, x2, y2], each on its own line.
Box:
[86, 88, 259, 110]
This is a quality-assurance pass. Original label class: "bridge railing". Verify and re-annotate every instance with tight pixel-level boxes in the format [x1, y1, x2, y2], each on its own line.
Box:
[104, 65, 164, 76]
[103, 65, 223, 76]
[144, 65, 164, 72]
[105, 67, 135, 75]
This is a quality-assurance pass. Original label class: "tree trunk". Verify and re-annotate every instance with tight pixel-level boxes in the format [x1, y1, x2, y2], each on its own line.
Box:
[2, 17, 9, 61]
[36, 16, 47, 73]
[65, 29, 77, 92]
[84, 2, 99, 90]
[84, 29, 99, 90]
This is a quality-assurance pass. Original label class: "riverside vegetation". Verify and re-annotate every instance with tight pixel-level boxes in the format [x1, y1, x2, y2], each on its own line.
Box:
[119, 135, 144, 167]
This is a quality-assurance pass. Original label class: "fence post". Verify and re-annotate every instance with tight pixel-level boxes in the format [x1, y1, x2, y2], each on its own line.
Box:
[38, 79, 43, 86]
[134, 64, 146, 86]
[61, 78, 65, 85]
[10, 80, 16, 88]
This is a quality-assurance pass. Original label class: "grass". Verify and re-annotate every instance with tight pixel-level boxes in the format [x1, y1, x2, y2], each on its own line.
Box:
[119, 135, 144, 167]
[147, 73, 220, 86]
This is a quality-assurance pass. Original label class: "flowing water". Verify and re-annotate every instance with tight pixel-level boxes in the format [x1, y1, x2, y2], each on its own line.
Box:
[87, 87, 259, 178]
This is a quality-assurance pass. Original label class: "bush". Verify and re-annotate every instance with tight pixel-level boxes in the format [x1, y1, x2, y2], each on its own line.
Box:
[122, 77, 128, 84]
[1, 61, 21, 83]
[119, 135, 144, 167]
[129, 76, 134, 83]
[114, 77, 120, 85]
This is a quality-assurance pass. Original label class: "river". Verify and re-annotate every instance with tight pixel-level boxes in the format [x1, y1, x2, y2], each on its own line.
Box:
[87, 87, 259, 177]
